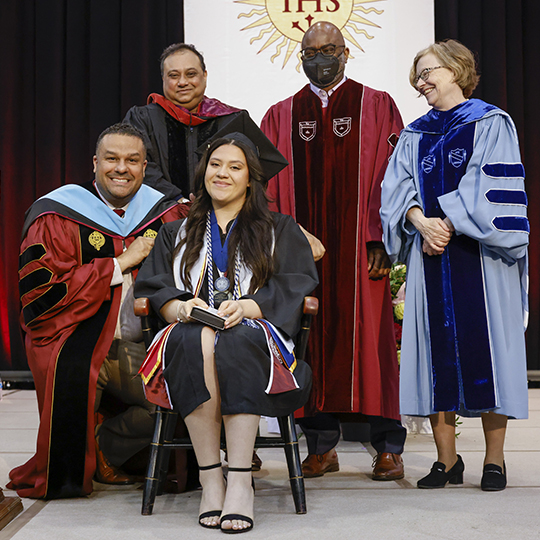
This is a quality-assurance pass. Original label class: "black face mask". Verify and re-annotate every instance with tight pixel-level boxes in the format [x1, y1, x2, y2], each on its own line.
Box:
[302, 52, 342, 88]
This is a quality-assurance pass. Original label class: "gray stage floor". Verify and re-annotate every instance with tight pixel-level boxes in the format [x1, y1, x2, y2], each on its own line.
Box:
[1, 389, 539, 539]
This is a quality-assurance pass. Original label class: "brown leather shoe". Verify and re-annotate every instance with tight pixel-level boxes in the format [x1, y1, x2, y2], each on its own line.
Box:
[94, 437, 135, 485]
[302, 448, 340, 478]
[251, 451, 263, 472]
[372, 452, 404, 481]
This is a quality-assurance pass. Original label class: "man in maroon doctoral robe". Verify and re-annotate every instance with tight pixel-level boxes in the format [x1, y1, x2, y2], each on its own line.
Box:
[8, 124, 187, 499]
[123, 43, 244, 201]
[261, 21, 406, 480]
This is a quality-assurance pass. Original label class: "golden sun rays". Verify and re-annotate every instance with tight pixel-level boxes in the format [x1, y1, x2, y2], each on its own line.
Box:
[234, 0, 386, 69]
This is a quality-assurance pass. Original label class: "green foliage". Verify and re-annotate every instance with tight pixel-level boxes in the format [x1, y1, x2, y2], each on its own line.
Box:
[390, 263, 407, 349]
[389, 263, 406, 297]
[455, 415, 462, 438]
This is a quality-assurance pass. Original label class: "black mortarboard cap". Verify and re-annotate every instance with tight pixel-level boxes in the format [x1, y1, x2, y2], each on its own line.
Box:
[195, 110, 288, 181]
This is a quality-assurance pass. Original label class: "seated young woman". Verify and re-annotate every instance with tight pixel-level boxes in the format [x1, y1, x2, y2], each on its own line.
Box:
[135, 133, 318, 533]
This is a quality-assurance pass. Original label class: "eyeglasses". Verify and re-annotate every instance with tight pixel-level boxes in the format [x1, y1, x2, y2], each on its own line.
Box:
[414, 66, 443, 87]
[300, 44, 345, 61]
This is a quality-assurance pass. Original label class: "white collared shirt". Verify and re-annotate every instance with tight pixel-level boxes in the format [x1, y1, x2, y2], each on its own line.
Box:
[94, 182, 128, 287]
[309, 76, 348, 108]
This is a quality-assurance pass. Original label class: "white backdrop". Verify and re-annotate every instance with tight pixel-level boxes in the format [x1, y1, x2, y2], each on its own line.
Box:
[185, 0, 434, 125]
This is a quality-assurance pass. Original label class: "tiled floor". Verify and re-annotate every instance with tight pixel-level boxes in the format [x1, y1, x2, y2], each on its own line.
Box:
[1, 389, 539, 539]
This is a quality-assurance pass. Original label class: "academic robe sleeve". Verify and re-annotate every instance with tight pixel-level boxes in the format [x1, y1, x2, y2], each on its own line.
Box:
[162, 202, 190, 223]
[243, 214, 319, 338]
[260, 99, 295, 216]
[19, 214, 115, 339]
[380, 130, 424, 264]
[438, 113, 529, 263]
[134, 220, 193, 320]
[365, 91, 404, 244]
[123, 105, 183, 200]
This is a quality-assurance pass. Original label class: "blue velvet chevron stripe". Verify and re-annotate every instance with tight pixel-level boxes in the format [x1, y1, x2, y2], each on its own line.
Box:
[482, 163, 525, 178]
[492, 216, 530, 233]
[419, 117, 495, 412]
[485, 189, 527, 206]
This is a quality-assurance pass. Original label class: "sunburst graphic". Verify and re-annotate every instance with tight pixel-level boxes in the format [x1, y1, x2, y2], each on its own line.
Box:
[235, 0, 386, 69]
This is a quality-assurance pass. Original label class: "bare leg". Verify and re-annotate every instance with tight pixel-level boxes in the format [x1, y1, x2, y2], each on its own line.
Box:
[430, 412, 458, 470]
[220, 413, 260, 532]
[481, 411, 507, 468]
[183, 326, 225, 528]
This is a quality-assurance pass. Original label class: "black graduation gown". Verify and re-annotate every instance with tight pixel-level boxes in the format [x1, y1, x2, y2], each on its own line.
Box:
[135, 212, 318, 418]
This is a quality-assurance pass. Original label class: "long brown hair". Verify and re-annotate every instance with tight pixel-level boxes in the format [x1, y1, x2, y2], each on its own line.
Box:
[175, 137, 275, 294]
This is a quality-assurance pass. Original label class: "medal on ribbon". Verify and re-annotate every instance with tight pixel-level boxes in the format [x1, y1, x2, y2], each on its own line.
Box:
[209, 210, 236, 308]
[204, 210, 243, 311]
[215, 275, 230, 291]
[214, 274, 232, 306]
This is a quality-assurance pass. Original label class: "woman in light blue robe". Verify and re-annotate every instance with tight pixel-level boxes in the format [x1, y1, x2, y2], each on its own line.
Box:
[380, 39, 529, 492]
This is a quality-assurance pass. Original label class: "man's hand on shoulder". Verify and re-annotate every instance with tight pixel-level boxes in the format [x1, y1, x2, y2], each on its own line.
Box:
[117, 237, 155, 273]
[367, 242, 391, 280]
[298, 224, 326, 261]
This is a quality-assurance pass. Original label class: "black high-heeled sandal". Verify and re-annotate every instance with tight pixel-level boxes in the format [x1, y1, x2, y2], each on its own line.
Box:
[220, 467, 254, 534]
[198, 462, 224, 529]
[417, 455, 465, 489]
[481, 462, 506, 491]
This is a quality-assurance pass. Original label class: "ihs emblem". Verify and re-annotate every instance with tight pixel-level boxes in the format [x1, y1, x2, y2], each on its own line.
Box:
[235, 0, 386, 69]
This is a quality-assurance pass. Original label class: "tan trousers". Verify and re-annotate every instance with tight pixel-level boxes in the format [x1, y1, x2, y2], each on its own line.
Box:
[95, 339, 155, 467]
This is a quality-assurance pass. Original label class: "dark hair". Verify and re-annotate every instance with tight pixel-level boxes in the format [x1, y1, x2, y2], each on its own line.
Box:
[410, 39, 480, 98]
[160, 43, 206, 76]
[95, 123, 147, 157]
[176, 137, 274, 295]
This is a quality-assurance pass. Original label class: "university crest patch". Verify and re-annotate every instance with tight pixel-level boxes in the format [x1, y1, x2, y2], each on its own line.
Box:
[89, 231, 105, 251]
[449, 148, 467, 168]
[333, 117, 352, 137]
[299, 121, 316, 141]
[422, 155, 435, 174]
[143, 229, 158, 239]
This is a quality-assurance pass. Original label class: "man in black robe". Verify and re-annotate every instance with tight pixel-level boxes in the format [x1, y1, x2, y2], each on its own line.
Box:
[123, 43, 245, 200]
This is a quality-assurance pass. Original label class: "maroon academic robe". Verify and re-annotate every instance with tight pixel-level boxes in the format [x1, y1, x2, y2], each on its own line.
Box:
[261, 79, 402, 419]
[8, 184, 187, 499]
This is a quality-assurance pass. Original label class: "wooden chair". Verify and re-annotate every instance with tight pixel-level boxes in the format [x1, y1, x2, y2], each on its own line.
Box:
[134, 296, 319, 516]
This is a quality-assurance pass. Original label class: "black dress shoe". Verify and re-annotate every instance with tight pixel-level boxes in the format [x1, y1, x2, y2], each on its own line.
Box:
[417, 455, 464, 489]
[481, 462, 506, 491]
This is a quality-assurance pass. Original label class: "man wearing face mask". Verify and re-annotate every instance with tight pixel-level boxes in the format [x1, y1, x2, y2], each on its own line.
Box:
[261, 21, 407, 481]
